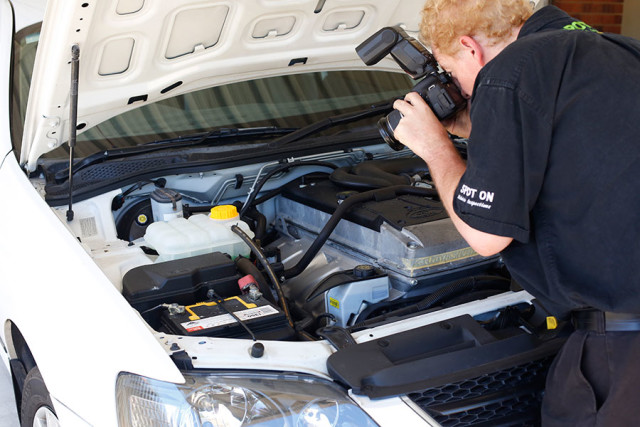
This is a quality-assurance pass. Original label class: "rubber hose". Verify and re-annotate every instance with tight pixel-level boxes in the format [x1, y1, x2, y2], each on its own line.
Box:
[240, 160, 337, 217]
[329, 157, 428, 190]
[282, 185, 437, 279]
[240, 206, 267, 241]
[231, 225, 295, 329]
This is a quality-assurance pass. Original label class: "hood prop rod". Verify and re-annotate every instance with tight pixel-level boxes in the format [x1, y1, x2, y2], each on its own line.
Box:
[66, 44, 80, 222]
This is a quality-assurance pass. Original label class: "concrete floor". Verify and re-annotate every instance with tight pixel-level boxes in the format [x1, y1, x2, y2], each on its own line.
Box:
[0, 363, 19, 427]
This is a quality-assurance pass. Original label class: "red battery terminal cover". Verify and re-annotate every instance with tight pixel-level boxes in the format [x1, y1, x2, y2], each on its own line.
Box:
[238, 274, 257, 292]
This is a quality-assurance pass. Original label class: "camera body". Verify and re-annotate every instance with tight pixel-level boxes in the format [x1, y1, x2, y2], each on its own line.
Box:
[356, 26, 466, 150]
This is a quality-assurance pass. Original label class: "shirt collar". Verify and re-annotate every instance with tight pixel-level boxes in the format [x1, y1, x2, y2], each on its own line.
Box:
[518, 5, 578, 39]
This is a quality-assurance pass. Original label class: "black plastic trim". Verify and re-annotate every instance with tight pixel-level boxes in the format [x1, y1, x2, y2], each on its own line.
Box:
[42, 131, 382, 206]
[327, 314, 567, 399]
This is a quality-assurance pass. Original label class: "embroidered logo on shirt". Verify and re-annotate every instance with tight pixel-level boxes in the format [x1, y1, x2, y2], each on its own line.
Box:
[457, 184, 494, 210]
[563, 21, 601, 33]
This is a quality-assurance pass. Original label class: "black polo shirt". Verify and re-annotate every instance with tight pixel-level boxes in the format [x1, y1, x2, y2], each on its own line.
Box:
[453, 6, 640, 316]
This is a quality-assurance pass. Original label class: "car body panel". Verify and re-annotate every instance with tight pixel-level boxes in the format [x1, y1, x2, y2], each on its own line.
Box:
[20, 0, 426, 170]
[0, 155, 184, 425]
[164, 290, 534, 370]
[0, 0, 12, 157]
[1, 10, 185, 406]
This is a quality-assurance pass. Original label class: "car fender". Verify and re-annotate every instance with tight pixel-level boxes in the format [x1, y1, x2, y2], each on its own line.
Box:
[0, 155, 183, 426]
[0, 0, 13, 157]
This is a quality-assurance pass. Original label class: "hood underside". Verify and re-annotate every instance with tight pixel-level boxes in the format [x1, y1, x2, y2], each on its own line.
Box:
[20, 0, 426, 171]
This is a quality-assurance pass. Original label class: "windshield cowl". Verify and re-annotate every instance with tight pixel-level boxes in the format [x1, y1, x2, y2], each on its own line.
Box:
[40, 126, 384, 206]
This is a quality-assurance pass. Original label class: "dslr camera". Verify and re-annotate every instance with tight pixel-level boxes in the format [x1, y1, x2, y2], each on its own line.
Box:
[356, 26, 466, 150]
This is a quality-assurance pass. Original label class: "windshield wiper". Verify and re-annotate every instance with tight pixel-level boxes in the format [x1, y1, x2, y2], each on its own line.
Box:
[141, 126, 297, 147]
[267, 102, 393, 148]
[54, 126, 296, 182]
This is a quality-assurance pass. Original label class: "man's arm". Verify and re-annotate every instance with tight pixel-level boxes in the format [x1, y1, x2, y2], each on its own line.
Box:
[393, 92, 513, 256]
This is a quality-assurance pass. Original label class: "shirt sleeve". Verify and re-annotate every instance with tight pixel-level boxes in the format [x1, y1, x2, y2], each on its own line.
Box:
[453, 83, 552, 243]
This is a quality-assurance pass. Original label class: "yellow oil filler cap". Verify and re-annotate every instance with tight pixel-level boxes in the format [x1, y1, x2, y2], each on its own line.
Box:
[210, 205, 239, 220]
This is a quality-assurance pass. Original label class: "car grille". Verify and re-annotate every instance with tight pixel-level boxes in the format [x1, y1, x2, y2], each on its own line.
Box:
[407, 356, 554, 427]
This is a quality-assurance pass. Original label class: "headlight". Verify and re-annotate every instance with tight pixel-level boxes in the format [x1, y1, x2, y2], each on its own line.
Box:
[116, 372, 379, 427]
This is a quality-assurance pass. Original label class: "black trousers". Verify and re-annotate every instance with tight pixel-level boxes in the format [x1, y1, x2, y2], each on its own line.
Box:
[541, 329, 640, 426]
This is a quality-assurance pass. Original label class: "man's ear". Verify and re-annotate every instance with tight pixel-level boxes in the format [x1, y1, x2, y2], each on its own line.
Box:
[459, 35, 487, 67]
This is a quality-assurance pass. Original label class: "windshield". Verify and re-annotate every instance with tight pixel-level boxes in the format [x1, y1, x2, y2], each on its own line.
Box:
[12, 26, 414, 161]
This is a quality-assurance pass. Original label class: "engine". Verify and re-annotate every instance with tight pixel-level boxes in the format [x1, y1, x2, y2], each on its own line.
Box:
[119, 156, 507, 340]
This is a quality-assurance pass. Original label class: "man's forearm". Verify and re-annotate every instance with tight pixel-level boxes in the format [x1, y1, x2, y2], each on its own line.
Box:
[391, 92, 512, 255]
[415, 138, 513, 257]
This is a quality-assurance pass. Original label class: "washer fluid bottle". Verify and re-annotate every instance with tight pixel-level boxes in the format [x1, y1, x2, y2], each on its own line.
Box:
[143, 204, 254, 262]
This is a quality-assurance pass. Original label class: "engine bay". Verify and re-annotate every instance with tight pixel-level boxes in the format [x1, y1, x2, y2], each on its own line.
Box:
[47, 147, 567, 425]
[100, 150, 520, 341]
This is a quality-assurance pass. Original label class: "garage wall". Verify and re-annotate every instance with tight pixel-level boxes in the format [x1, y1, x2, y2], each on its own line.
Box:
[621, 0, 640, 39]
[552, 0, 625, 33]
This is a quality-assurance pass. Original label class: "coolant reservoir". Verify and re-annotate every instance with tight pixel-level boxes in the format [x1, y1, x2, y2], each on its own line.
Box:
[144, 205, 254, 262]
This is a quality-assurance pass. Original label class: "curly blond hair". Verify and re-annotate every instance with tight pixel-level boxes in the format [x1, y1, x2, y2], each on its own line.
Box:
[420, 0, 534, 55]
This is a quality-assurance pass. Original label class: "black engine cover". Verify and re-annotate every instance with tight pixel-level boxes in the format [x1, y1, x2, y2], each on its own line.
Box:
[281, 177, 447, 231]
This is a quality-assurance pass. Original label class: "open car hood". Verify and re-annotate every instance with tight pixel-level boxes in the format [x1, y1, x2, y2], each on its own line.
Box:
[20, 0, 425, 171]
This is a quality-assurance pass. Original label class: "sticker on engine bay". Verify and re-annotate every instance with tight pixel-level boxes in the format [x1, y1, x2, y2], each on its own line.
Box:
[79, 217, 98, 238]
[181, 305, 279, 332]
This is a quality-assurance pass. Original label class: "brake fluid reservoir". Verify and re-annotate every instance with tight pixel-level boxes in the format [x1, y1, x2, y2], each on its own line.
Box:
[150, 188, 183, 222]
[144, 205, 254, 262]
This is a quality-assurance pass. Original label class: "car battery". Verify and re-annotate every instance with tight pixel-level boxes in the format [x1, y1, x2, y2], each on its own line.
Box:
[122, 252, 240, 314]
[161, 293, 294, 340]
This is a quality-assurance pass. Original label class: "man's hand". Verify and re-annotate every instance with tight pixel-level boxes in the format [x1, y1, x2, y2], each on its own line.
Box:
[392, 92, 451, 163]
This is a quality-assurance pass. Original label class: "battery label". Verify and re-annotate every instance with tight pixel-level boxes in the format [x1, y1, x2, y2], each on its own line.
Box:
[181, 305, 279, 332]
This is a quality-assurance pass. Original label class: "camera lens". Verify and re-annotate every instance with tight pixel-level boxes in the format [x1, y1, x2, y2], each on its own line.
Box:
[377, 110, 405, 151]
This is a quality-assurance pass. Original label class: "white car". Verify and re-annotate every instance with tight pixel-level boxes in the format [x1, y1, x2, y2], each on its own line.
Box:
[0, 0, 557, 426]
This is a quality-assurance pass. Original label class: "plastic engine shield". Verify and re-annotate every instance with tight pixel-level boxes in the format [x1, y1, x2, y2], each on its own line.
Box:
[326, 314, 566, 399]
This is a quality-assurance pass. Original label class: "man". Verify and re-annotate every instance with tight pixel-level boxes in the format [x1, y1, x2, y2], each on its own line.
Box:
[392, 1, 640, 425]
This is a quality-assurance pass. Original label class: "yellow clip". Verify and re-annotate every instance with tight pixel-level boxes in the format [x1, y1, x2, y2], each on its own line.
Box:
[546, 316, 558, 330]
